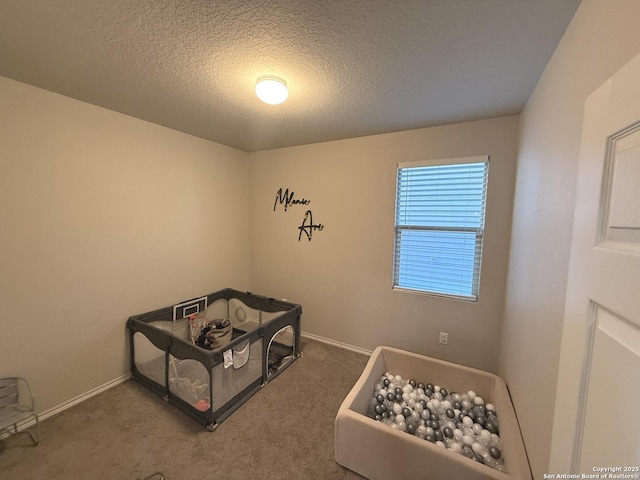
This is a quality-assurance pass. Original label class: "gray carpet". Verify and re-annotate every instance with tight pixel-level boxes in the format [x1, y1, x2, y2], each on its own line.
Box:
[0, 339, 369, 480]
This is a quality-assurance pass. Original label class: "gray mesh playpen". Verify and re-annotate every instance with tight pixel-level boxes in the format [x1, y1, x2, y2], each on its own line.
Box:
[127, 288, 302, 430]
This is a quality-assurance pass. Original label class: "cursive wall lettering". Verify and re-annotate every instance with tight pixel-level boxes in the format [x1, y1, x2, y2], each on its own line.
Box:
[298, 210, 324, 241]
[273, 188, 311, 212]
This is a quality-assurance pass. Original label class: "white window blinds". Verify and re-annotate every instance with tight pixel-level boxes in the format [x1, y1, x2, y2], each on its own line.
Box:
[393, 156, 489, 301]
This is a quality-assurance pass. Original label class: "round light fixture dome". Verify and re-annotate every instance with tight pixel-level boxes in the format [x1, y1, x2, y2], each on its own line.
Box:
[255, 77, 288, 105]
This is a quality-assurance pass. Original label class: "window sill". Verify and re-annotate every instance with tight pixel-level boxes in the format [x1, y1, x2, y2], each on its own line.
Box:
[392, 286, 477, 303]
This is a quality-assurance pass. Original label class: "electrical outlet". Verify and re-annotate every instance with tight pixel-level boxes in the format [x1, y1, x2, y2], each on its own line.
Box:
[439, 332, 449, 345]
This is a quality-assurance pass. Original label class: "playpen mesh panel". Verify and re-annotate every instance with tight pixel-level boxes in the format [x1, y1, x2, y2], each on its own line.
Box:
[133, 332, 166, 387]
[204, 299, 229, 321]
[226, 298, 281, 332]
[168, 356, 210, 408]
[211, 338, 263, 410]
[267, 326, 296, 377]
[149, 319, 190, 342]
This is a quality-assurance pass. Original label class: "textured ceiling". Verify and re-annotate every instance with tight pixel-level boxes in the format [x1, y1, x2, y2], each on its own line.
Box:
[0, 0, 581, 152]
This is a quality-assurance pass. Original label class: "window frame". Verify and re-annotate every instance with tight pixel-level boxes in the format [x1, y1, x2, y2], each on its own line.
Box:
[392, 155, 490, 302]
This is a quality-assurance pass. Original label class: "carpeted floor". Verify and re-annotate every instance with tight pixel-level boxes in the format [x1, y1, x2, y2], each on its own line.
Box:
[0, 339, 369, 480]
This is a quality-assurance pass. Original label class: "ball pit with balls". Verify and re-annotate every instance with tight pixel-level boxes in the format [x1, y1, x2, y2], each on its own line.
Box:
[367, 371, 506, 473]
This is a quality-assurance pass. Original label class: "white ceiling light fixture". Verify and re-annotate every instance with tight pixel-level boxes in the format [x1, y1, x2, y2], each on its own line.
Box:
[255, 76, 288, 105]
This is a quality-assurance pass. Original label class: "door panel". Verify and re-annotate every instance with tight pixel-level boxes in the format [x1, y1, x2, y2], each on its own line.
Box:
[550, 51, 640, 473]
[601, 124, 640, 247]
[578, 305, 640, 471]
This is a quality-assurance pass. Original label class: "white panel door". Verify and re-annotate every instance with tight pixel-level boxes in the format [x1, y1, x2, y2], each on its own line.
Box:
[550, 52, 640, 474]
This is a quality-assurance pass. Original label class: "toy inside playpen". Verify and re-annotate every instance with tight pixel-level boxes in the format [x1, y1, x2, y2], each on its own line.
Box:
[127, 288, 302, 430]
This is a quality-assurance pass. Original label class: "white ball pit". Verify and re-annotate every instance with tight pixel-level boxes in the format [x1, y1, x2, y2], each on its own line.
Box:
[335, 346, 532, 480]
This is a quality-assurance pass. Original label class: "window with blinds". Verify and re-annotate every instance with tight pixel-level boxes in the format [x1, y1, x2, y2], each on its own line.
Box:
[393, 156, 489, 301]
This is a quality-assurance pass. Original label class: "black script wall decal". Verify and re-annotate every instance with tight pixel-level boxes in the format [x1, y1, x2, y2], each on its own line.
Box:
[273, 188, 310, 212]
[298, 210, 324, 241]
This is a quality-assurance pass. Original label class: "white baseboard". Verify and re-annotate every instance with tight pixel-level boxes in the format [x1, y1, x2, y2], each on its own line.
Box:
[1, 373, 131, 439]
[301, 331, 372, 356]
[4, 334, 366, 438]
[39, 373, 131, 422]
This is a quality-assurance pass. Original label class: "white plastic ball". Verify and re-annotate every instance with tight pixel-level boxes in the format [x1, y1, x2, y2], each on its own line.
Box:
[484, 455, 498, 469]
[449, 443, 462, 454]
[367, 372, 506, 474]
[472, 442, 487, 456]
[462, 435, 475, 446]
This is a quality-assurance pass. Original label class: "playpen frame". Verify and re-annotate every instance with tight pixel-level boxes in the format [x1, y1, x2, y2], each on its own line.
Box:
[127, 288, 302, 430]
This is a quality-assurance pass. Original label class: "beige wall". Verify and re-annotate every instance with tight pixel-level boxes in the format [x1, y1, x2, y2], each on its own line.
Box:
[500, 0, 640, 477]
[9, 4, 637, 471]
[249, 115, 519, 373]
[0, 77, 250, 413]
